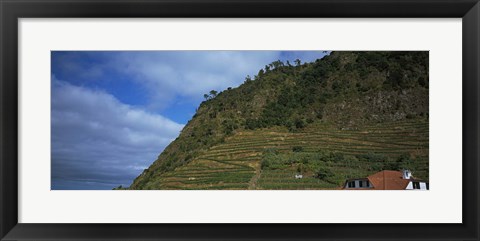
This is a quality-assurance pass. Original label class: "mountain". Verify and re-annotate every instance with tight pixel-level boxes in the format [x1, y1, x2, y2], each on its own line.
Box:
[128, 51, 429, 190]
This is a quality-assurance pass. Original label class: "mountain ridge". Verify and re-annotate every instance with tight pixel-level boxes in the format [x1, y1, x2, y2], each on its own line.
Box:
[128, 51, 429, 190]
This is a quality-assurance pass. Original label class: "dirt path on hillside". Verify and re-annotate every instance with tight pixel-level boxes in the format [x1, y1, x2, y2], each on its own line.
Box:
[248, 163, 262, 190]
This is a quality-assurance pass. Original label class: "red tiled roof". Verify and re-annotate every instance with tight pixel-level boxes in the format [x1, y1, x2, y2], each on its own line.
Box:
[367, 170, 410, 190]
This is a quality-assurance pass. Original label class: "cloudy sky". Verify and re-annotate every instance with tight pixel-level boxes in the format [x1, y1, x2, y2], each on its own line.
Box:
[51, 51, 329, 190]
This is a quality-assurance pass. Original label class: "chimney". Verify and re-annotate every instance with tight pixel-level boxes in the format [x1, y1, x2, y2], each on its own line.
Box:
[402, 169, 412, 179]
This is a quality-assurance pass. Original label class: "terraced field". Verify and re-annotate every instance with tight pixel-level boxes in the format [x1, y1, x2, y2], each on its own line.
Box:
[149, 118, 428, 190]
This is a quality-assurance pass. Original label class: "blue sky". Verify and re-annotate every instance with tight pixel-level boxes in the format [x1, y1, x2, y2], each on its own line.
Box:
[51, 51, 329, 190]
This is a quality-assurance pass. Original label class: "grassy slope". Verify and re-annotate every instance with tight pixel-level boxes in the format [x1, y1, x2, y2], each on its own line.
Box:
[140, 118, 428, 190]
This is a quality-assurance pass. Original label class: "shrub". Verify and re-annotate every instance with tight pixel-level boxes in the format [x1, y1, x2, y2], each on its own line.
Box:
[297, 163, 306, 174]
[292, 146, 304, 152]
[295, 119, 306, 129]
[261, 159, 271, 169]
[315, 166, 334, 180]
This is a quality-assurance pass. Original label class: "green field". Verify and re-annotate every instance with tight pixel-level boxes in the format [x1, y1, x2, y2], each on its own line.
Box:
[142, 118, 428, 190]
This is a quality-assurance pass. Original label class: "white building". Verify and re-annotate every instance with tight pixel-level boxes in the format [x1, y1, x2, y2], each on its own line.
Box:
[343, 170, 429, 190]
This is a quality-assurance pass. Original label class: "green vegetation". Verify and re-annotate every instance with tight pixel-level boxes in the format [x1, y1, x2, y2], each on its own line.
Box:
[131, 119, 428, 190]
[129, 51, 429, 190]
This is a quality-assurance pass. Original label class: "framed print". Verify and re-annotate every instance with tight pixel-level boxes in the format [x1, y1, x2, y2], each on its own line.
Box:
[1, 0, 479, 240]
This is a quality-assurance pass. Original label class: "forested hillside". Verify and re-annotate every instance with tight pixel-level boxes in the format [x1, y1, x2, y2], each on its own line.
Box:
[128, 51, 428, 190]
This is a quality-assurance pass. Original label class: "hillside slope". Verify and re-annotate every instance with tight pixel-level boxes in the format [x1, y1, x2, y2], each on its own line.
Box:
[129, 51, 429, 190]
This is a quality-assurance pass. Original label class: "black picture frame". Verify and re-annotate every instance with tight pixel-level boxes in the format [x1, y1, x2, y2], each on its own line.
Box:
[1, 0, 479, 240]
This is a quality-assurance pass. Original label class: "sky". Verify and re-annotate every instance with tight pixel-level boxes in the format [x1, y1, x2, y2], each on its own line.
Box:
[51, 51, 329, 190]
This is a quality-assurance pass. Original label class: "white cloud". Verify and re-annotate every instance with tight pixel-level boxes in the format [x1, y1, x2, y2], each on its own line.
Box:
[113, 51, 282, 110]
[51, 79, 184, 189]
[53, 51, 328, 112]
